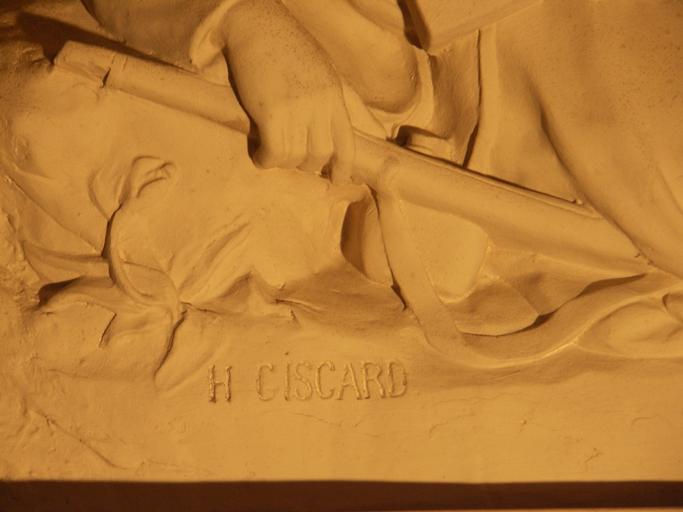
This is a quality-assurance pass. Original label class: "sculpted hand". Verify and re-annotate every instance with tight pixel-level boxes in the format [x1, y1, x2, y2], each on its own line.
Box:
[221, 0, 355, 182]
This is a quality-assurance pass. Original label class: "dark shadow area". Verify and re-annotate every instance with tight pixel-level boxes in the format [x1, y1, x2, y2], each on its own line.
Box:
[37, 278, 78, 307]
[16, 12, 163, 63]
[222, 47, 261, 162]
[0, 0, 34, 13]
[396, 0, 422, 48]
[1, 481, 682, 511]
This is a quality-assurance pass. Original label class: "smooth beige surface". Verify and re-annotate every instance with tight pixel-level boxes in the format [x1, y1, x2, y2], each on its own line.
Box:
[0, 0, 682, 482]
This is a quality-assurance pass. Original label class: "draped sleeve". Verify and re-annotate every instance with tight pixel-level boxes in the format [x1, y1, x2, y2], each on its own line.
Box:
[81, 0, 244, 82]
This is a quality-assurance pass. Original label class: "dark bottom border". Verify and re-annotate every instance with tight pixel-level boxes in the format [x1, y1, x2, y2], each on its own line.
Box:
[1, 481, 683, 511]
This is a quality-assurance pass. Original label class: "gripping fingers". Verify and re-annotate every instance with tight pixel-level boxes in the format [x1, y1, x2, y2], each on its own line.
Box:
[253, 102, 354, 179]
[299, 118, 334, 174]
[253, 114, 289, 169]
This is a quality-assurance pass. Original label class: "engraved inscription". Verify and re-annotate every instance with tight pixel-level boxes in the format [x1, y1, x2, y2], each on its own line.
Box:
[257, 360, 408, 401]
[209, 360, 407, 402]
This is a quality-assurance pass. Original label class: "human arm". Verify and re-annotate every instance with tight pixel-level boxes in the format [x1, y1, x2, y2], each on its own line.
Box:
[81, 0, 354, 179]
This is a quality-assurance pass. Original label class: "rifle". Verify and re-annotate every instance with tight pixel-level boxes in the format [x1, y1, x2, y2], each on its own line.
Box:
[54, 41, 646, 365]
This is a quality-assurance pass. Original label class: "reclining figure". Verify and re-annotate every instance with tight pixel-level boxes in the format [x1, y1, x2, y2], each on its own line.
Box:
[1, 0, 682, 375]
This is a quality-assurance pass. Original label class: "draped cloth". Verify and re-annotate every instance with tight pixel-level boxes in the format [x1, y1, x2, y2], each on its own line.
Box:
[1, 0, 682, 369]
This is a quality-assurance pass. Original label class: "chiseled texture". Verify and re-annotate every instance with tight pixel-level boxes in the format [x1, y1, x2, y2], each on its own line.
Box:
[81, 0, 235, 76]
[0, 0, 682, 485]
[0, 0, 680, 363]
[468, 0, 683, 278]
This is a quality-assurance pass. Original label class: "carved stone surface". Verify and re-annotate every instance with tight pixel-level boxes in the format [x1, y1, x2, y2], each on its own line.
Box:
[0, 0, 682, 487]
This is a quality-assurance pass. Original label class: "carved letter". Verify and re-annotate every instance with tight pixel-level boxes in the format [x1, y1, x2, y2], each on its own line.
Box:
[337, 363, 363, 400]
[361, 361, 386, 399]
[388, 360, 407, 397]
[208, 365, 232, 402]
[284, 362, 291, 401]
[315, 361, 336, 399]
[293, 361, 314, 400]
[256, 363, 277, 401]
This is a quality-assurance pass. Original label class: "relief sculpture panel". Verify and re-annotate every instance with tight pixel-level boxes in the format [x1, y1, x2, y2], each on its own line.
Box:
[0, 0, 682, 488]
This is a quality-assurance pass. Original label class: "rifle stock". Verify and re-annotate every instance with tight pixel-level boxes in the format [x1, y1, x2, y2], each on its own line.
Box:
[54, 41, 645, 274]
